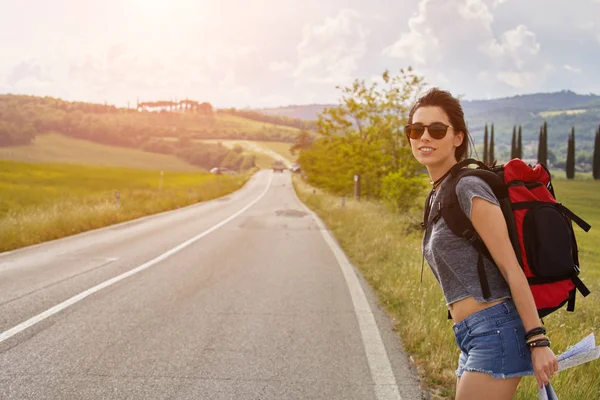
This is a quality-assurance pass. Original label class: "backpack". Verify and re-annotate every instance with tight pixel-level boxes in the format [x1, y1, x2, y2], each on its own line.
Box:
[424, 158, 591, 319]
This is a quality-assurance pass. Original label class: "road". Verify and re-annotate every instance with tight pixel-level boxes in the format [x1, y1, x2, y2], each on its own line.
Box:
[0, 170, 425, 399]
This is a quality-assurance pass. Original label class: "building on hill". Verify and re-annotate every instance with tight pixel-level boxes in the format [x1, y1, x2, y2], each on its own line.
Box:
[136, 99, 213, 114]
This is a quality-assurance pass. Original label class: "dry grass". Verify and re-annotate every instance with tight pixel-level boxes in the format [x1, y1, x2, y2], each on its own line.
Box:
[293, 175, 600, 400]
[0, 160, 252, 252]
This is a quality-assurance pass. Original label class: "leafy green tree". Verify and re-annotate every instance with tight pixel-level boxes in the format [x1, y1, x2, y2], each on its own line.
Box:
[299, 68, 426, 200]
[289, 130, 314, 155]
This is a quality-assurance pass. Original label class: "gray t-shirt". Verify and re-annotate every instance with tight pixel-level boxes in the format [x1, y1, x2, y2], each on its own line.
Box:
[422, 175, 512, 306]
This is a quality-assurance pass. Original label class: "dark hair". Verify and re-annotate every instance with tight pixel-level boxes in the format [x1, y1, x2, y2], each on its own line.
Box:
[407, 87, 471, 162]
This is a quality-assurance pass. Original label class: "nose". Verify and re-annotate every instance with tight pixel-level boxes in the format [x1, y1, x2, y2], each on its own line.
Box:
[420, 128, 434, 141]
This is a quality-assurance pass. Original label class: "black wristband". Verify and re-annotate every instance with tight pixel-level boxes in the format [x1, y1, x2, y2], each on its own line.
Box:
[527, 338, 551, 349]
[525, 327, 547, 340]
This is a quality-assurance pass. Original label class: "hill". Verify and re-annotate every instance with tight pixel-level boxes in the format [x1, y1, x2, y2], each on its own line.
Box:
[0, 94, 302, 148]
[0, 94, 304, 172]
[255, 90, 600, 145]
[0, 133, 202, 171]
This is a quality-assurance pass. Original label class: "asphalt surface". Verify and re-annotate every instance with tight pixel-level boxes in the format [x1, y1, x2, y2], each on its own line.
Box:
[0, 170, 425, 399]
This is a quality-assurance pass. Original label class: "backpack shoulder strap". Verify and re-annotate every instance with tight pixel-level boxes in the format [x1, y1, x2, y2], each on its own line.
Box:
[438, 162, 508, 300]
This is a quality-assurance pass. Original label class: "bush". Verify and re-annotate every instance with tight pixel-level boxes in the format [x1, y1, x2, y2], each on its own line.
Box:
[381, 169, 428, 212]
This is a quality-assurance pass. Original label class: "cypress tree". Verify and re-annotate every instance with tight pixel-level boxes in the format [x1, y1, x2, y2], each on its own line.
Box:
[543, 121, 548, 166]
[537, 126, 544, 165]
[592, 125, 600, 179]
[489, 124, 495, 164]
[511, 126, 517, 159]
[566, 127, 575, 179]
[483, 124, 489, 164]
[517, 125, 522, 159]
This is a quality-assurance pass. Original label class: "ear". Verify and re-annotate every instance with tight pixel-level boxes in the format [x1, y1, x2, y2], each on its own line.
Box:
[454, 131, 465, 148]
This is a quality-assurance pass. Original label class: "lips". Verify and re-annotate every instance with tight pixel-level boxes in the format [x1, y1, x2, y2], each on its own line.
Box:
[418, 146, 435, 154]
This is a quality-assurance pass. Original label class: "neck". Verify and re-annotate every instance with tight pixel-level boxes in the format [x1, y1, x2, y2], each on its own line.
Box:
[427, 158, 458, 184]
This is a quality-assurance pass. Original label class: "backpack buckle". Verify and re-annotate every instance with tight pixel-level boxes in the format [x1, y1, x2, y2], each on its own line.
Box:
[574, 265, 580, 275]
[462, 230, 478, 244]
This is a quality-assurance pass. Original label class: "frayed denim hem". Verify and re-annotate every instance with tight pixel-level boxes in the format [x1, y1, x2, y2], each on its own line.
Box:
[456, 366, 535, 380]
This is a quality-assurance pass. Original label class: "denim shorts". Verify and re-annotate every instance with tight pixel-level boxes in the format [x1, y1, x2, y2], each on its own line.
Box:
[452, 299, 534, 379]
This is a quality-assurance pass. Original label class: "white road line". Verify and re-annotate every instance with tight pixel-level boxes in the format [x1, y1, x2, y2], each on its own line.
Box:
[0, 172, 273, 344]
[293, 184, 402, 400]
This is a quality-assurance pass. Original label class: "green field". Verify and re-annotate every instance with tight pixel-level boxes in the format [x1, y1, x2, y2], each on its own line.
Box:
[294, 176, 600, 400]
[0, 160, 252, 252]
[539, 109, 588, 118]
[0, 133, 202, 171]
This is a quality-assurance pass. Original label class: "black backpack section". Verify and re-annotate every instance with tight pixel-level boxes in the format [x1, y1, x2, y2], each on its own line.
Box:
[424, 158, 591, 319]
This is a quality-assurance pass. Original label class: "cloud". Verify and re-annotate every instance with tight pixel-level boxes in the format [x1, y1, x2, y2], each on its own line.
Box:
[564, 64, 582, 73]
[5, 60, 53, 86]
[293, 9, 369, 85]
[268, 61, 293, 73]
[2, 0, 600, 107]
[383, 0, 548, 91]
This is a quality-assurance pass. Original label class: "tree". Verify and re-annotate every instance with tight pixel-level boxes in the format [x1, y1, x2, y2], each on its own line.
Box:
[511, 126, 517, 159]
[289, 130, 314, 155]
[537, 126, 544, 164]
[300, 67, 427, 200]
[483, 124, 489, 164]
[489, 124, 495, 164]
[537, 123, 548, 166]
[517, 125, 523, 159]
[543, 121, 548, 165]
[566, 127, 575, 179]
[593, 125, 600, 180]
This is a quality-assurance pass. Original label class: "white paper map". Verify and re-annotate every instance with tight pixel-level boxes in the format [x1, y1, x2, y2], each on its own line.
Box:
[557, 333, 600, 371]
[538, 333, 600, 400]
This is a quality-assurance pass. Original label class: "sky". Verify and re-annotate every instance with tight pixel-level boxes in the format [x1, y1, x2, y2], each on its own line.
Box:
[1, 0, 599, 108]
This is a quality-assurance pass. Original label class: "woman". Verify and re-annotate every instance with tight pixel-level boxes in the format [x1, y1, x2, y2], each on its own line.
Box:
[406, 88, 558, 399]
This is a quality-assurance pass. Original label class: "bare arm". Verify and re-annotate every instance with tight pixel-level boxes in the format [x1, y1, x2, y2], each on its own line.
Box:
[470, 197, 558, 388]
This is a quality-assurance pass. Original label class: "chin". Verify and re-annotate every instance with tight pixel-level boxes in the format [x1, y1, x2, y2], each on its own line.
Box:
[415, 154, 440, 167]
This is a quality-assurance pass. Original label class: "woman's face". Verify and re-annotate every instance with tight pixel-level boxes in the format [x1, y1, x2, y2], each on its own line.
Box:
[408, 106, 464, 168]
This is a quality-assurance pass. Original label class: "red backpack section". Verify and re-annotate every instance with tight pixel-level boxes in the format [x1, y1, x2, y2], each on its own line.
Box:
[502, 159, 591, 317]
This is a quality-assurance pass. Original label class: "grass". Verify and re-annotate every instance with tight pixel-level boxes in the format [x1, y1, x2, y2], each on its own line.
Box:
[549, 169, 594, 180]
[0, 133, 202, 172]
[201, 139, 298, 163]
[210, 113, 301, 137]
[98, 110, 302, 140]
[293, 175, 600, 400]
[0, 160, 252, 253]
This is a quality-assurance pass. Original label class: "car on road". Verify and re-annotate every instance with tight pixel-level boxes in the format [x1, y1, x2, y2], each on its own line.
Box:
[272, 160, 286, 173]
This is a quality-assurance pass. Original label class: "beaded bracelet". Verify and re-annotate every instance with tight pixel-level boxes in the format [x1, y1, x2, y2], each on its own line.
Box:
[525, 327, 547, 341]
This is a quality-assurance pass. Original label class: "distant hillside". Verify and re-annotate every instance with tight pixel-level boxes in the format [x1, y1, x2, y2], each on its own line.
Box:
[0, 94, 301, 147]
[0, 94, 305, 171]
[257, 104, 333, 121]
[255, 90, 600, 146]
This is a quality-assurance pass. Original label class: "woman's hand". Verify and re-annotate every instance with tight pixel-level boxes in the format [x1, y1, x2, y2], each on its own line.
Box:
[531, 346, 559, 388]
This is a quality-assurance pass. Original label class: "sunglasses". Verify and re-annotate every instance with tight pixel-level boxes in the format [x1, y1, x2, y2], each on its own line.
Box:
[404, 122, 452, 140]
